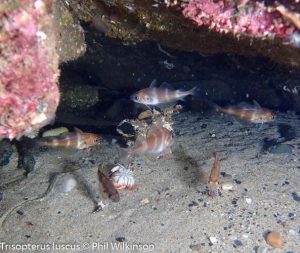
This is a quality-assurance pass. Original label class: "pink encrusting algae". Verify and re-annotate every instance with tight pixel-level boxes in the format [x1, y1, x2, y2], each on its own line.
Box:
[0, 0, 60, 140]
[182, 0, 296, 40]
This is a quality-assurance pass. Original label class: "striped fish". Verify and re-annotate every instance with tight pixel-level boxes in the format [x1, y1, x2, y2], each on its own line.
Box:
[36, 128, 102, 149]
[130, 81, 197, 105]
[124, 126, 174, 158]
[216, 101, 275, 124]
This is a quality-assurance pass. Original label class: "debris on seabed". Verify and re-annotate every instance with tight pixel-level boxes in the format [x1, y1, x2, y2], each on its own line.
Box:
[265, 231, 283, 248]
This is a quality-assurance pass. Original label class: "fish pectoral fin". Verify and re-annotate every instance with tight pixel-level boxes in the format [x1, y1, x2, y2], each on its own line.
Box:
[232, 116, 250, 126]
[78, 140, 87, 148]
[74, 127, 83, 134]
[156, 101, 177, 109]
[258, 123, 264, 130]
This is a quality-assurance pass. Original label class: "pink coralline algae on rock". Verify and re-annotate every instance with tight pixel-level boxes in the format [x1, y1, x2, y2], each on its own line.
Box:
[0, 0, 60, 140]
[182, 0, 296, 39]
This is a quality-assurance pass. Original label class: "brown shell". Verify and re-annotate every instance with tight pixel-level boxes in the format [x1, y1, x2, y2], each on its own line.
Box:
[138, 110, 153, 120]
[265, 231, 283, 248]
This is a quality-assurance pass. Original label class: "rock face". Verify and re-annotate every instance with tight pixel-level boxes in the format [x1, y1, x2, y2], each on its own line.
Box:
[52, 1, 86, 63]
[63, 0, 300, 68]
[0, 0, 60, 140]
[59, 70, 100, 112]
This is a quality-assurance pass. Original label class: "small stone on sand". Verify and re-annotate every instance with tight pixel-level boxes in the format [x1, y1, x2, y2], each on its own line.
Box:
[265, 231, 282, 248]
[60, 174, 77, 193]
[140, 198, 150, 205]
[222, 182, 233, 190]
[209, 236, 217, 244]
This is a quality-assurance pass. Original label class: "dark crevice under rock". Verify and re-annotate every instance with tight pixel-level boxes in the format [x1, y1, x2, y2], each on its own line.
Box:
[57, 24, 300, 131]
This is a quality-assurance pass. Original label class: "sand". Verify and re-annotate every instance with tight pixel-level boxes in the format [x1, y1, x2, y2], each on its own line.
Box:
[0, 111, 299, 253]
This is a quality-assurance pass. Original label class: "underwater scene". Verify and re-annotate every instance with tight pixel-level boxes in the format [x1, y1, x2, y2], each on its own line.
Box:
[1, 0, 300, 252]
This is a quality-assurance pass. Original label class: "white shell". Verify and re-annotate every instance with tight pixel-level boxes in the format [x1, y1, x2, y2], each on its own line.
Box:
[110, 165, 135, 189]
[42, 127, 69, 137]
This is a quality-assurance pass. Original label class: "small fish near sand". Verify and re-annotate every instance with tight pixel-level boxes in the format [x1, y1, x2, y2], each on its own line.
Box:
[122, 126, 174, 160]
[35, 128, 102, 149]
[215, 101, 275, 125]
[208, 152, 221, 197]
[98, 167, 120, 203]
[130, 80, 198, 106]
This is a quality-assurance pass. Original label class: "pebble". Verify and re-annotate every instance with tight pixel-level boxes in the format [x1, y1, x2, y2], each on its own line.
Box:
[291, 192, 300, 202]
[233, 240, 242, 247]
[245, 198, 252, 204]
[17, 209, 25, 216]
[60, 174, 77, 193]
[221, 182, 233, 190]
[288, 229, 297, 235]
[209, 236, 217, 244]
[234, 179, 242, 184]
[140, 198, 150, 205]
[189, 244, 202, 251]
[0, 192, 3, 201]
[265, 231, 282, 248]
[116, 236, 126, 242]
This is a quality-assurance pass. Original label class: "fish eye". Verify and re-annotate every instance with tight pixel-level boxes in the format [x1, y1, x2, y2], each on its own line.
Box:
[95, 137, 101, 143]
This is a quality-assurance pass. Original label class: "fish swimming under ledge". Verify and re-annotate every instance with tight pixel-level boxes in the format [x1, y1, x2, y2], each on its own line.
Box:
[35, 128, 102, 149]
[215, 101, 275, 124]
[130, 80, 198, 106]
[122, 126, 174, 159]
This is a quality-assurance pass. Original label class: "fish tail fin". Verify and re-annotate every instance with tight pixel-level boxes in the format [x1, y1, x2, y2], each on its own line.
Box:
[214, 103, 222, 112]
[189, 86, 200, 96]
[201, 99, 221, 112]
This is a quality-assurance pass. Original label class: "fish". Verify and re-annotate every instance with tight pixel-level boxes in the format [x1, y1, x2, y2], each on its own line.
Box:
[123, 126, 174, 159]
[130, 80, 198, 106]
[35, 128, 102, 149]
[98, 168, 120, 202]
[215, 101, 275, 124]
[208, 152, 221, 197]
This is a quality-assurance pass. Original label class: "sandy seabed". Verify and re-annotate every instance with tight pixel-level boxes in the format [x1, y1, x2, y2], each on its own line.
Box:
[0, 111, 299, 253]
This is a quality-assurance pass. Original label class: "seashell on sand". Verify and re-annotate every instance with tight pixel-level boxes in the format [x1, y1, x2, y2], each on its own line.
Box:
[265, 231, 282, 248]
[110, 164, 135, 190]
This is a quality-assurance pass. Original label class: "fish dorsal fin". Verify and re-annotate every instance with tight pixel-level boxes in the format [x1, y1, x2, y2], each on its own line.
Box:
[253, 100, 261, 108]
[237, 102, 253, 109]
[74, 127, 83, 134]
[160, 81, 174, 90]
[149, 79, 158, 88]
